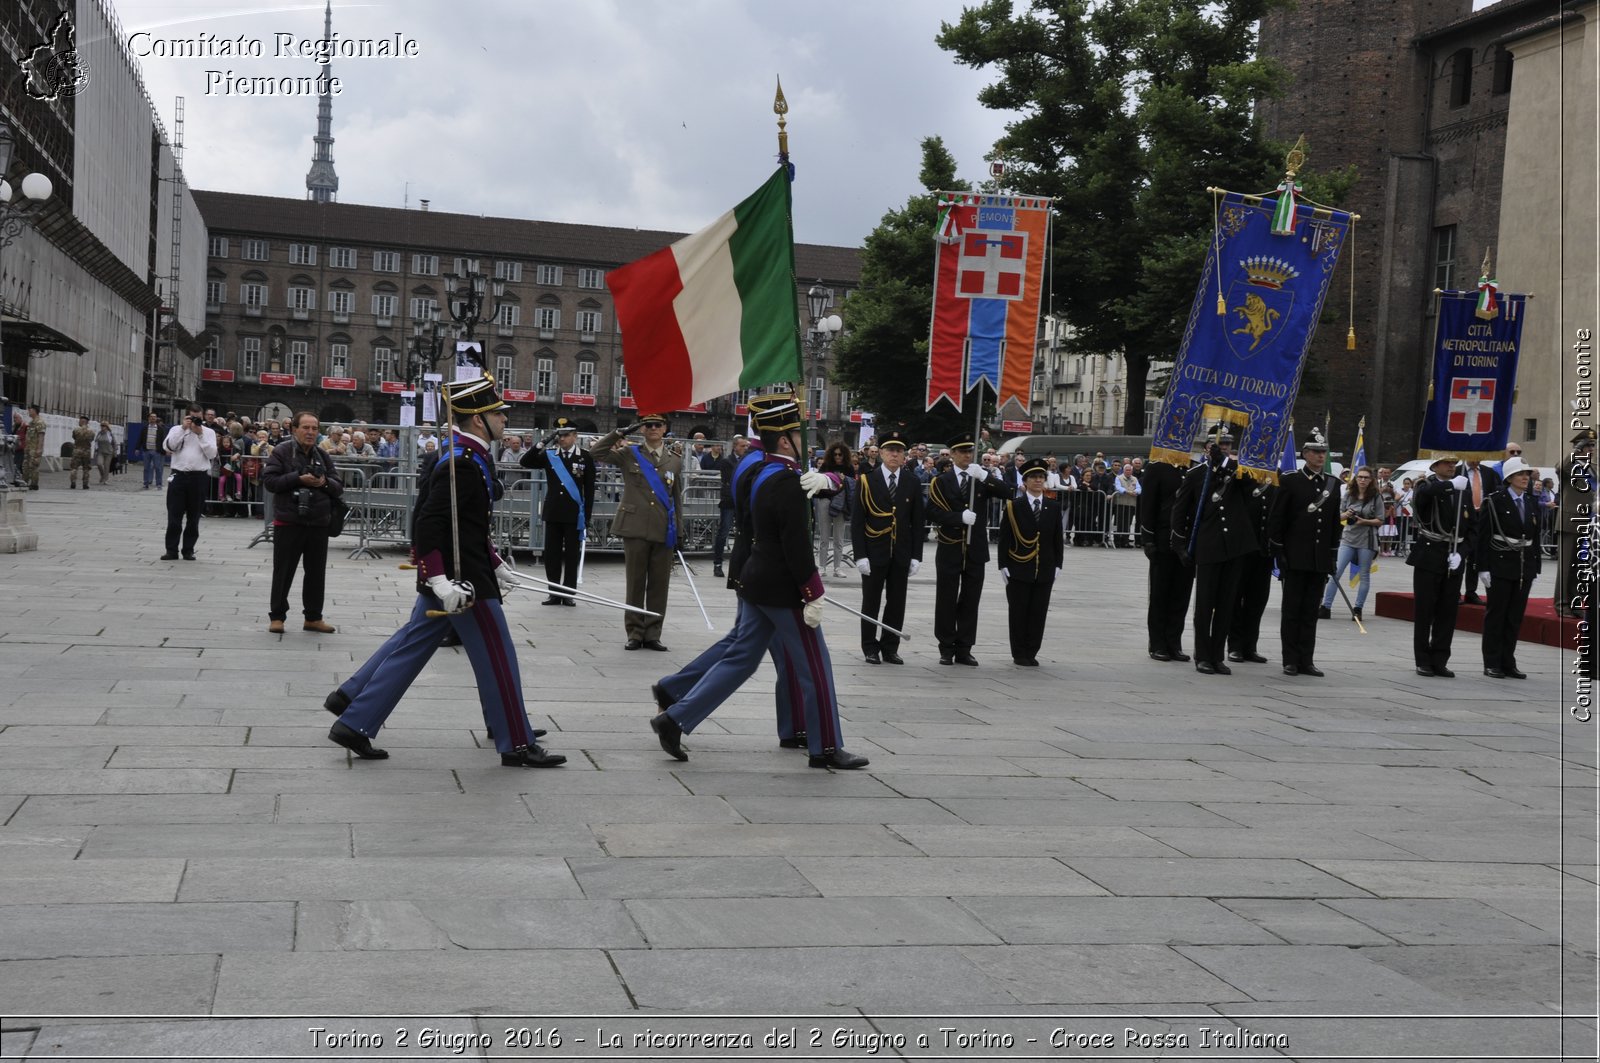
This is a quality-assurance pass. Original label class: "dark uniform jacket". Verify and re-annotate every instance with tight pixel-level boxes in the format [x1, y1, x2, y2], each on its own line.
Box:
[1241, 477, 1276, 556]
[1476, 487, 1543, 583]
[520, 443, 596, 525]
[927, 466, 1013, 564]
[413, 433, 503, 601]
[1267, 466, 1341, 573]
[1135, 460, 1185, 550]
[1171, 458, 1259, 563]
[998, 494, 1065, 583]
[262, 440, 345, 528]
[1407, 476, 1471, 574]
[1458, 462, 1503, 538]
[737, 454, 826, 609]
[851, 464, 925, 566]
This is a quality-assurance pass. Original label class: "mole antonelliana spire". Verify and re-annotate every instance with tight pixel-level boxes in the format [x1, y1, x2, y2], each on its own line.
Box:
[304, 0, 339, 203]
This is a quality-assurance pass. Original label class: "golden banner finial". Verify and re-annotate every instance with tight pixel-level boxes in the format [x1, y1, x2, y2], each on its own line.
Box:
[1480, 246, 1493, 276]
[1284, 134, 1307, 180]
[774, 76, 789, 161]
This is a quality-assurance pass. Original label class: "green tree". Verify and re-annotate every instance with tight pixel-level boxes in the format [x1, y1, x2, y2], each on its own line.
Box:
[939, 0, 1298, 434]
[830, 136, 975, 444]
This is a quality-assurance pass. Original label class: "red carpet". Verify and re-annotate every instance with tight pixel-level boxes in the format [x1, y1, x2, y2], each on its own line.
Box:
[1374, 592, 1579, 648]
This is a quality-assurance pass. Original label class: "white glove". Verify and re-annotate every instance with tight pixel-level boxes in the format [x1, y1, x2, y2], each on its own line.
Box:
[856, 558, 871, 576]
[909, 559, 921, 577]
[968, 464, 989, 483]
[1447, 551, 1462, 571]
[960, 509, 977, 526]
[1001, 569, 1010, 584]
[494, 563, 517, 598]
[803, 600, 823, 628]
[798, 469, 829, 498]
[1481, 573, 1491, 588]
[426, 575, 474, 613]
[1451, 475, 1469, 491]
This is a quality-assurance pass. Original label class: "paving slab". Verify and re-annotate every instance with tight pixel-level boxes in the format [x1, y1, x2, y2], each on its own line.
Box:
[789, 857, 1108, 897]
[1064, 857, 1375, 898]
[0, 857, 183, 903]
[1174, 944, 1460, 1005]
[1322, 897, 1560, 945]
[625, 896, 1001, 948]
[177, 856, 581, 901]
[957, 944, 1245, 1004]
[351, 821, 603, 858]
[78, 823, 352, 859]
[0, 954, 219, 1014]
[0, 902, 293, 959]
[567, 856, 819, 899]
[1213, 898, 1398, 946]
[889, 824, 1184, 859]
[954, 896, 1283, 945]
[592, 822, 918, 857]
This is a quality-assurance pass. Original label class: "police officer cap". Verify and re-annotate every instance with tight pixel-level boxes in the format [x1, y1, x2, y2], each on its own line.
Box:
[878, 427, 909, 450]
[443, 374, 508, 415]
[1574, 427, 1596, 447]
[948, 431, 976, 451]
[1301, 427, 1328, 453]
[1205, 422, 1235, 445]
[553, 417, 576, 434]
[1501, 456, 1535, 481]
[748, 392, 803, 433]
[1428, 452, 1460, 470]
[1021, 457, 1049, 478]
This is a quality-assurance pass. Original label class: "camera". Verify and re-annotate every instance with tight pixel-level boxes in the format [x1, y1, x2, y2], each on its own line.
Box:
[188, 415, 203, 425]
[296, 488, 313, 517]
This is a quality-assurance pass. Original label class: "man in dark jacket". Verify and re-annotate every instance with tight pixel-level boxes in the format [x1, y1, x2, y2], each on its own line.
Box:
[1458, 457, 1503, 605]
[997, 458, 1064, 666]
[850, 428, 924, 664]
[927, 432, 1014, 665]
[520, 417, 596, 605]
[711, 435, 748, 577]
[1137, 456, 1193, 662]
[262, 411, 344, 633]
[1228, 474, 1276, 665]
[1267, 429, 1341, 676]
[1407, 454, 1470, 677]
[323, 374, 565, 768]
[1172, 425, 1258, 674]
[1478, 456, 1543, 679]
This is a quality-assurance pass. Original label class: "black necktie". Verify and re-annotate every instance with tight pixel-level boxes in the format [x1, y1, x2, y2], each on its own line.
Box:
[887, 472, 897, 496]
[957, 472, 966, 492]
[1033, 498, 1041, 519]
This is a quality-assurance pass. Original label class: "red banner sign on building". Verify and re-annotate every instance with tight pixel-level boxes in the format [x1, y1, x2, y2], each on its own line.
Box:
[619, 396, 639, 410]
[260, 373, 296, 387]
[677, 403, 707, 414]
[321, 377, 357, 391]
[379, 381, 408, 394]
[561, 393, 598, 407]
[1001, 419, 1034, 434]
[200, 368, 234, 382]
[502, 388, 537, 403]
[734, 404, 748, 417]
[849, 410, 864, 424]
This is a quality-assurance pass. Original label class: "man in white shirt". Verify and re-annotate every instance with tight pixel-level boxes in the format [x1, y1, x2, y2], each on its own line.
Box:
[163, 402, 218, 560]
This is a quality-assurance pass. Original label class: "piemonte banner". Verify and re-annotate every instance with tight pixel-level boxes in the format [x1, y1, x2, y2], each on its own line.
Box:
[1150, 191, 1352, 477]
[1419, 289, 1527, 460]
[926, 192, 1051, 413]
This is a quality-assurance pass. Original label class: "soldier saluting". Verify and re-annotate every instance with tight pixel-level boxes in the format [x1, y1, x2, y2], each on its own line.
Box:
[521, 417, 596, 606]
[927, 431, 1012, 666]
[1267, 428, 1341, 677]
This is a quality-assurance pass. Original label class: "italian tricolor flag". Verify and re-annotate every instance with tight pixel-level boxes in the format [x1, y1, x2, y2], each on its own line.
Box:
[608, 168, 802, 411]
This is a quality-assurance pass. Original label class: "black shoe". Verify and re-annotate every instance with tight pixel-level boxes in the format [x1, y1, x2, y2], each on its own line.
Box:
[500, 743, 566, 767]
[1504, 667, 1527, 680]
[939, 654, 955, 665]
[1316, 606, 1331, 620]
[625, 639, 644, 651]
[779, 733, 808, 749]
[1434, 666, 1456, 678]
[1283, 665, 1300, 676]
[954, 653, 979, 667]
[1169, 651, 1191, 663]
[561, 598, 576, 606]
[484, 724, 548, 741]
[713, 564, 724, 577]
[864, 651, 880, 664]
[323, 689, 351, 717]
[181, 553, 195, 561]
[328, 721, 388, 760]
[1415, 666, 1437, 677]
[1212, 661, 1233, 675]
[650, 712, 688, 761]
[808, 748, 869, 769]
[160, 553, 179, 560]
[1483, 667, 1506, 679]
[1351, 608, 1363, 621]
[1462, 595, 1484, 606]
[1014, 657, 1039, 667]
[1227, 652, 1246, 663]
[651, 682, 674, 712]
[440, 629, 462, 647]
[1149, 650, 1172, 662]
[642, 639, 670, 652]
[1300, 665, 1325, 677]
[881, 652, 905, 665]
[1196, 661, 1216, 675]
[541, 597, 562, 606]
[1230, 651, 1268, 664]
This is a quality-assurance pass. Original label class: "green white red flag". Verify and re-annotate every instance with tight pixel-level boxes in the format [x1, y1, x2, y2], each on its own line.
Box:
[608, 169, 801, 411]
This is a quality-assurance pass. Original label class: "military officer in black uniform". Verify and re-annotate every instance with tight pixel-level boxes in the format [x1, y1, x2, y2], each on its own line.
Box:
[998, 458, 1064, 666]
[927, 431, 1014, 665]
[1228, 469, 1276, 665]
[1171, 424, 1259, 674]
[521, 417, 597, 605]
[1457, 457, 1503, 605]
[1267, 428, 1341, 677]
[1137, 455, 1193, 662]
[1407, 453, 1470, 677]
[851, 427, 924, 663]
[1478, 456, 1543, 679]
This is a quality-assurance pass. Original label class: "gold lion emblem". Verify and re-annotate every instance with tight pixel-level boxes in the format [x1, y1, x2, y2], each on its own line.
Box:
[1231, 292, 1279, 351]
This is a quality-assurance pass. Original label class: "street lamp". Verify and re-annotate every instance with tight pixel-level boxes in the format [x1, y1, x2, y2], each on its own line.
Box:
[0, 123, 53, 496]
[804, 284, 842, 426]
[407, 319, 444, 387]
[441, 259, 506, 351]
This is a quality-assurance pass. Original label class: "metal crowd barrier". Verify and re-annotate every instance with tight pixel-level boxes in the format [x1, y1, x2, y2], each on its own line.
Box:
[1062, 489, 1117, 548]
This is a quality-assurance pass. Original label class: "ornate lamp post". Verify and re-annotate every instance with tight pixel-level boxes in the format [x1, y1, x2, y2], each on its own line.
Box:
[804, 284, 842, 430]
[441, 259, 506, 354]
[407, 319, 445, 388]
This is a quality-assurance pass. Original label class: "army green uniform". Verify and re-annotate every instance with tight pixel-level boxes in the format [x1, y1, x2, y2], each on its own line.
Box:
[70, 423, 94, 488]
[22, 412, 45, 489]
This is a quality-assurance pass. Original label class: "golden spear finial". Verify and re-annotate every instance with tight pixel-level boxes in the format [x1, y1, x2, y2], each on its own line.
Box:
[1284, 134, 1307, 180]
[1480, 246, 1494, 276]
[774, 76, 789, 161]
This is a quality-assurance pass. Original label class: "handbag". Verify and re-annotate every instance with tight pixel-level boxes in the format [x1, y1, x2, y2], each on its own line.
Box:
[325, 494, 349, 537]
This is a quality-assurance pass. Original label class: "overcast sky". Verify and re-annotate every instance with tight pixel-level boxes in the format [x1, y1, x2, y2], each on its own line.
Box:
[104, 0, 1017, 248]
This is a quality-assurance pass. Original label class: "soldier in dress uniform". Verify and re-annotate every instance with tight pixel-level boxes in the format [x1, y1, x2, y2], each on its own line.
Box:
[1267, 429, 1341, 677]
[1137, 455, 1193, 662]
[648, 392, 867, 769]
[1457, 457, 1503, 605]
[998, 458, 1064, 666]
[927, 431, 1013, 666]
[850, 427, 923, 664]
[1227, 469, 1276, 665]
[22, 404, 45, 490]
[1407, 453, 1470, 677]
[521, 417, 596, 606]
[1555, 428, 1595, 618]
[322, 374, 566, 767]
[1171, 424, 1258, 675]
[69, 415, 93, 489]
[591, 413, 685, 651]
[1478, 456, 1543, 679]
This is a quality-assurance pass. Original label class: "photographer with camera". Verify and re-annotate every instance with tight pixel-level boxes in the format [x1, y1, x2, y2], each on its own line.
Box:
[263, 412, 344, 634]
[162, 403, 218, 560]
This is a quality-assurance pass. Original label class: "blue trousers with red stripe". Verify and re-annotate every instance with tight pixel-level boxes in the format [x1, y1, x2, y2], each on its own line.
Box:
[656, 600, 806, 740]
[665, 598, 843, 755]
[334, 594, 539, 754]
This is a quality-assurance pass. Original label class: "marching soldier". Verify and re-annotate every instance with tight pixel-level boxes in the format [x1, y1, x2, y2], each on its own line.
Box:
[1407, 454, 1470, 677]
[69, 415, 93, 489]
[927, 431, 1012, 666]
[851, 427, 923, 664]
[1555, 428, 1595, 618]
[1137, 455, 1193, 662]
[1171, 424, 1258, 675]
[323, 374, 565, 767]
[1267, 429, 1341, 677]
[521, 417, 596, 606]
[22, 403, 44, 490]
[1478, 456, 1543, 679]
[590, 413, 685, 651]
[997, 458, 1064, 666]
[1227, 470, 1276, 665]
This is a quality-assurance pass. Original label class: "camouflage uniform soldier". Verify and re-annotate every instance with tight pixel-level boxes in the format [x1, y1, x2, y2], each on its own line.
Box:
[70, 415, 94, 489]
[22, 404, 45, 490]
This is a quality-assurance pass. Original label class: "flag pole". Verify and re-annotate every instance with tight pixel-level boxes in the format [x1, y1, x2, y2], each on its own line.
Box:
[776, 75, 819, 536]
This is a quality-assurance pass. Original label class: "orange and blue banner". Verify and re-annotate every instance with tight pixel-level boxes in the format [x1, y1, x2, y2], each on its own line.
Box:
[926, 192, 1050, 413]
